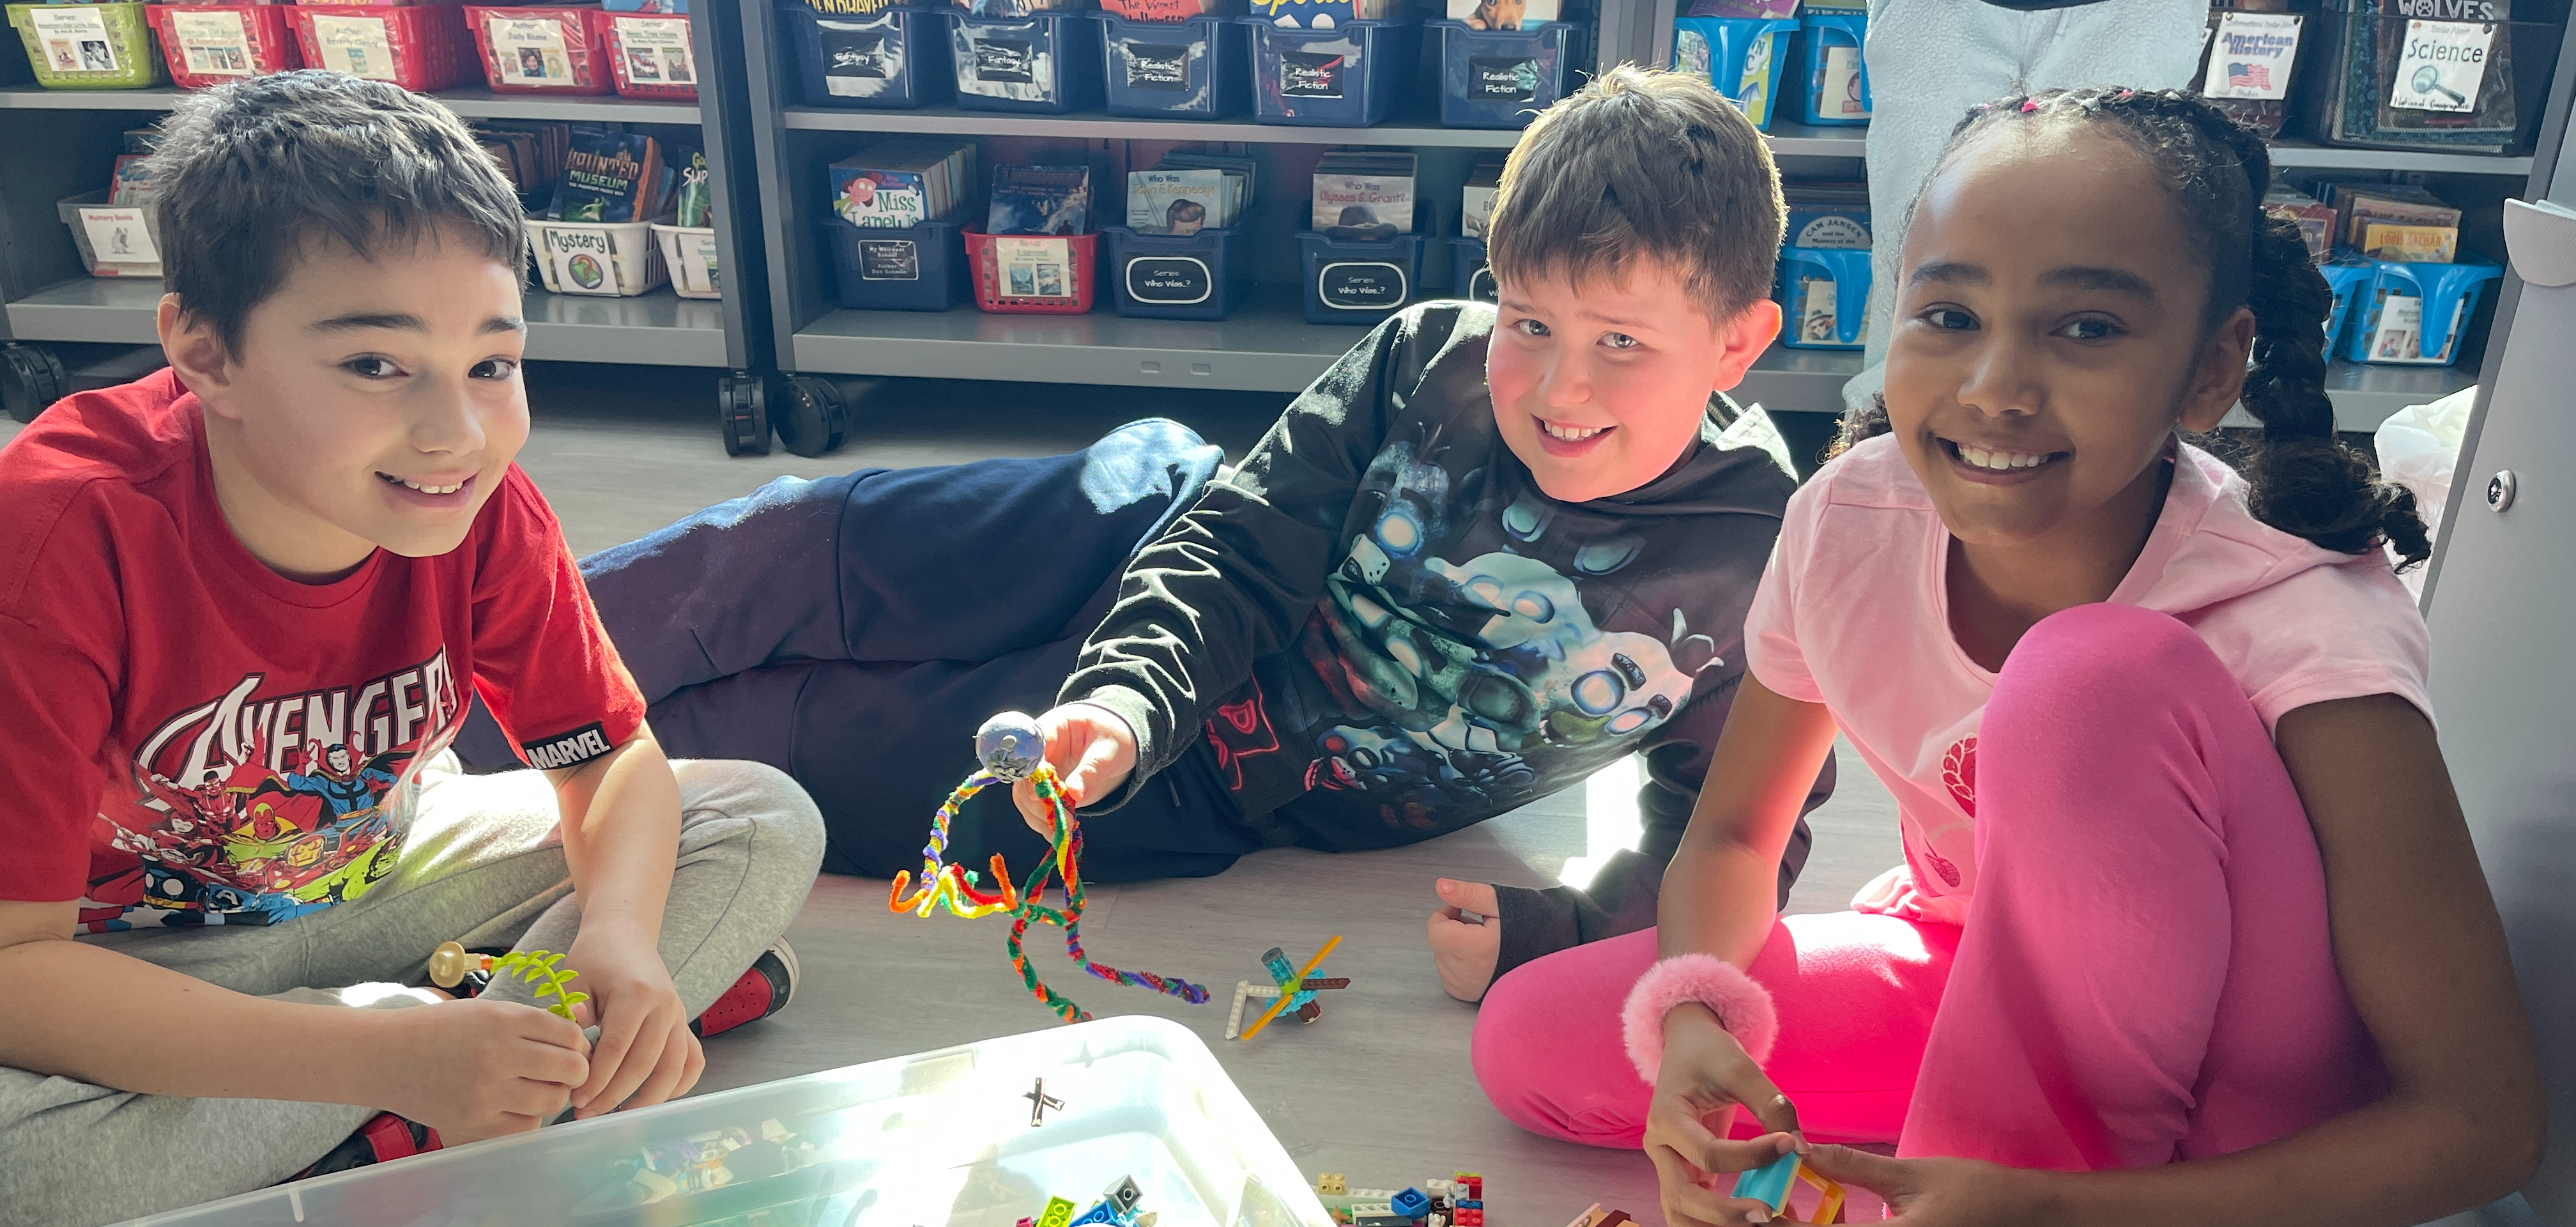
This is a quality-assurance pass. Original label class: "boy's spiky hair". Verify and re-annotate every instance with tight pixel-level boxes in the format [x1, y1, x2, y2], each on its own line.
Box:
[1485, 65, 1785, 319]
[146, 71, 526, 355]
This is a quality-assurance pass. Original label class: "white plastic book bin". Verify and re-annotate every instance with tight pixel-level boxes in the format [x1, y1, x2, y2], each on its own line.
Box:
[650, 221, 722, 299]
[119, 1015, 1335, 1226]
[523, 213, 672, 297]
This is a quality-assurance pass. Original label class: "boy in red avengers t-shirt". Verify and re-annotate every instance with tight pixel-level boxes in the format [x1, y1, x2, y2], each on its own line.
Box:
[0, 74, 824, 1226]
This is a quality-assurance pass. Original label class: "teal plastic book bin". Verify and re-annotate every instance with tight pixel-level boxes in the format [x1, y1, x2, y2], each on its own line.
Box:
[1786, 9, 1866, 125]
[1669, 15, 1794, 130]
[1777, 246, 1869, 350]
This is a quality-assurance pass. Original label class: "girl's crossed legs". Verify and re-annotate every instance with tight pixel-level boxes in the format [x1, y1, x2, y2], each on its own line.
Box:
[1474, 603, 2386, 1168]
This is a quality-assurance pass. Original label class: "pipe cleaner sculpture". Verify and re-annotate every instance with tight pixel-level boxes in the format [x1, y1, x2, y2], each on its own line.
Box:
[427, 941, 590, 1021]
[888, 712, 1210, 1022]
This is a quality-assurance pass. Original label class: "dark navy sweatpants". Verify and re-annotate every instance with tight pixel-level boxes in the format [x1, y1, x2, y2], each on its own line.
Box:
[457, 419, 1262, 882]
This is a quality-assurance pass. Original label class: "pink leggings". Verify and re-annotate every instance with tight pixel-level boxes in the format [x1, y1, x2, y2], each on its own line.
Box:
[1473, 604, 2388, 1169]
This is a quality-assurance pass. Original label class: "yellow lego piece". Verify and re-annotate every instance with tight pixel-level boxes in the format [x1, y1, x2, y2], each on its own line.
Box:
[1317, 1173, 1347, 1195]
[1036, 1196, 1078, 1227]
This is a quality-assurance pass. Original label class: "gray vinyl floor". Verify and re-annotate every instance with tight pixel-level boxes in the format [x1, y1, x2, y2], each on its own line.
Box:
[1, 364, 1905, 1224]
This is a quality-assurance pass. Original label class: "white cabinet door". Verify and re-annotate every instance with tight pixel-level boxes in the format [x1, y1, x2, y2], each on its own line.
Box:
[2423, 126, 2576, 1226]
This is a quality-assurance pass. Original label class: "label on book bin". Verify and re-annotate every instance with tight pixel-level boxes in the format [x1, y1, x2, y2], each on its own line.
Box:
[78, 206, 157, 270]
[615, 17, 698, 86]
[1318, 259, 1406, 309]
[1820, 44, 1867, 117]
[542, 227, 620, 295]
[998, 236, 1073, 299]
[1124, 42, 1192, 89]
[493, 16, 576, 86]
[820, 26, 893, 84]
[2389, 19, 2493, 112]
[859, 238, 922, 281]
[1278, 50, 1346, 97]
[309, 13, 397, 80]
[972, 35, 1036, 84]
[2202, 11, 2298, 101]
[1468, 56, 1537, 102]
[1128, 255, 1213, 305]
[170, 10, 254, 76]
[29, 6, 118, 74]
[1466, 263, 1497, 302]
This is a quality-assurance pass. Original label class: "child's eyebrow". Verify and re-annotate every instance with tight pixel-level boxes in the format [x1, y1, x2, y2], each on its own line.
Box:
[307, 312, 528, 336]
[2040, 266, 2158, 300]
[1908, 260, 1987, 288]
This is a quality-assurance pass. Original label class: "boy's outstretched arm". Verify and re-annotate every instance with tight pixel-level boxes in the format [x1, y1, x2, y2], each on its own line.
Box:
[0, 897, 588, 1141]
[541, 723, 699, 1120]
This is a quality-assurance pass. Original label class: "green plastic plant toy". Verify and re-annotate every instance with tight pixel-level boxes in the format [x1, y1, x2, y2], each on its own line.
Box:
[491, 950, 588, 1020]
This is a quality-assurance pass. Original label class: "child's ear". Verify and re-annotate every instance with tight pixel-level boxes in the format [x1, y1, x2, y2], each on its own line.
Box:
[1709, 297, 1784, 392]
[156, 293, 238, 410]
[2178, 306, 2257, 435]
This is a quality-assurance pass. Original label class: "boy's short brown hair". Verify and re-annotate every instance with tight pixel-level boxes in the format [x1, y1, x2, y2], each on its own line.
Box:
[146, 71, 526, 355]
[1486, 65, 1784, 319]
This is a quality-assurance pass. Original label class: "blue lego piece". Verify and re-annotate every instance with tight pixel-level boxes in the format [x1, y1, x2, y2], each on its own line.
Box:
[1731, 1150, 1798, 1212]
[1392, 1188, 1429, 1219]
[1455, 1200, 1481, 1211]
[1261, 946, 1317, 1012]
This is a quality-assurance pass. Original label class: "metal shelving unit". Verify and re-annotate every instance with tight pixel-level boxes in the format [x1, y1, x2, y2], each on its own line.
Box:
[0, 3, 774, 432]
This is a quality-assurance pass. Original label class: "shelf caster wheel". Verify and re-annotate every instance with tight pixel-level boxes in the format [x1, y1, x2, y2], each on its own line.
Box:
[718, 373, 770, 456]
[776, 375, 848, 458]
[3, 344, 68, 424]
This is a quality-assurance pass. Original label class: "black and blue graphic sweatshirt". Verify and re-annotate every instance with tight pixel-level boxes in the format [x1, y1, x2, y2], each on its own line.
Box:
[1059, 302, 1825, 959]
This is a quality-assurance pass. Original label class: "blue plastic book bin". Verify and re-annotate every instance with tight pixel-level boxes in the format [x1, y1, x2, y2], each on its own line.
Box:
[1104, 217, 1256, 320]
[1298, 206, 1428, 325]
[780, 1, 951, 109]
[1777, 246, 1870, 350]
[947, 10, 1106, 114]
[1669, 15, 1794, 130]
[2319, 254, 2376, 352]
[1446, 235, 1495, 302]
[2344, 255, 2503, 366]
[1245, 17, 1416, 127]
[1786, 9, 1866, 125]
[822, 214, 970, 311]
[1098, 13, 1249, 118]
[1430, 19, 1580, 129]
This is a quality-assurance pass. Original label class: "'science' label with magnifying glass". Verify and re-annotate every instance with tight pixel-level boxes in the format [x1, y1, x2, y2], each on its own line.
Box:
[2390, 20, 2494, 112]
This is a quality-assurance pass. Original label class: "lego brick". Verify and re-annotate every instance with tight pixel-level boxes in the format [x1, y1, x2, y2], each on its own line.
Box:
[1392, 1189, 1430, 1218]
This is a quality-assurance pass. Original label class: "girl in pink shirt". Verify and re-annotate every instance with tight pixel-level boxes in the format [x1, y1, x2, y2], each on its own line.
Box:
[1469, 88, 2542, 1225]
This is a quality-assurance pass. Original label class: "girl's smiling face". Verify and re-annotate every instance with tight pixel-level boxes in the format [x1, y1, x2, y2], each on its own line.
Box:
[1884, 125, 2254, 549]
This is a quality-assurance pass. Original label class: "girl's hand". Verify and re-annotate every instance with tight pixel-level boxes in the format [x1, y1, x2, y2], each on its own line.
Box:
[1797, 1145, 2053, 1225]
[564, 924, 702, 1119]
[1643, 1003, 1809, 1226]
[1010, 703, 1138, 837]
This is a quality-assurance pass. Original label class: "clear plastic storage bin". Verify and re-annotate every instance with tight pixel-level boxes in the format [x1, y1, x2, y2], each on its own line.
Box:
[824, 214, 972, 311]
[8, 2, 164, 89]
[948, 10, 1106, 114]
[1669, 14, 1793, 130]
[1430, 18, 1579, 129]
[125, 1017, 1332, 1227]
[781, 0, 952, 108]
[1246, 17, 1415, 127]
[1099, 12, 1248, 119]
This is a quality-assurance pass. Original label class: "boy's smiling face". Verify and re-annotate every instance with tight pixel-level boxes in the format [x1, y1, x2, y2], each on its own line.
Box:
[161, 224, 530, 583]
[1485, 258, 1779, 504]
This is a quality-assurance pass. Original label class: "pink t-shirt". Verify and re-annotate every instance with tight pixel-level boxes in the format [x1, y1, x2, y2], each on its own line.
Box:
[1745, 435, 2430, 927]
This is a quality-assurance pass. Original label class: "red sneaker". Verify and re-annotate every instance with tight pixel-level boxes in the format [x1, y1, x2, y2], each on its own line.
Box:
[286, 1112, 443, 1182]
[691, 940, 797, 1040]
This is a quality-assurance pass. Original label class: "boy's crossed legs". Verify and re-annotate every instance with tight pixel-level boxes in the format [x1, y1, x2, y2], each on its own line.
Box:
[0, 757, 823, 1227]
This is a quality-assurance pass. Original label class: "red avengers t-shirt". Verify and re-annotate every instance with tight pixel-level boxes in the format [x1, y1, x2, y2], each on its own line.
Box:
[0, 369, 646, 932]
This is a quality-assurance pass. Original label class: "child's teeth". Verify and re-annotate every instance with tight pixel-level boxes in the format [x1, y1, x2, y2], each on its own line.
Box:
[1959, 445, 2045, 471]
[1542, 421, 1606, 442]
[386, 474, 465, 495]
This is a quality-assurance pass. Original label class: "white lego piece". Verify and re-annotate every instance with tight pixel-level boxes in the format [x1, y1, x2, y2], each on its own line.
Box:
[1226, 980, 1285, 1040]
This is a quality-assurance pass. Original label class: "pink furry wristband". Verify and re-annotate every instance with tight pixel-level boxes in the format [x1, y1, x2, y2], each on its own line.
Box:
[1620, 953, 1777, 1084]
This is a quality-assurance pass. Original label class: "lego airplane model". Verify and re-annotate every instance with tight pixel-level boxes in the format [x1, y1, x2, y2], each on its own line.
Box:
[1225, 936, 1350, 1040]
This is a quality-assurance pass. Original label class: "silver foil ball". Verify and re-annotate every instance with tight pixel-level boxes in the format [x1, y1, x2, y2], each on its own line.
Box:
[976, 711, 1046, 782]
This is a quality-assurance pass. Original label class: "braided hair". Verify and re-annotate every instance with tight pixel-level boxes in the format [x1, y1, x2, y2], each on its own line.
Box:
[1837, 86, 2430, 567]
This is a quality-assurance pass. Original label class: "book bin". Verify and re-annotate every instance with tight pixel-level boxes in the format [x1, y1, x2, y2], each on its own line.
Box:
[1777, 245, 1869, 350]
[525, 216, 673, 298]
[8, 2, 164, 89]
[2343, 256, 2503, 367]
[1297, 206, 1426, 326]
[947, 10, 1106, 114]
[1669, 15, 1793, 130]
[1446, 235, 1496, 302]
[146, 3, 303, 89]
[1103, 217, 1256, 320]
[1786, 8, 1866, 126]
[1430, 19, 1579, 130]
[653, 222, 723, 299]
[965, 228, 1102, 313]
[466, 5, 616, 95]
[780, 0, 953, 109]
[604, 10, 699, 100]
[1098, 12, 1248, 120]
[823, 215, 972, 312]
[1245, 17, 1415, 127]
[288, 3, 476, 92]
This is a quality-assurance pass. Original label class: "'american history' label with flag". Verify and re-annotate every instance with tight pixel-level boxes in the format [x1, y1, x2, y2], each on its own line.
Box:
[2204, 10, 2299, 101]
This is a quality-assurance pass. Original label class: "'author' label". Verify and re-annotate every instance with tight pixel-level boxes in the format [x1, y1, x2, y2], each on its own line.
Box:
[1128, 256, 1213, 305]
[1124, 42, 1191, 89]
[1318, 260, 1406, 309]
[1279, 50, 1346, 97]
[859, 239, 921, 281]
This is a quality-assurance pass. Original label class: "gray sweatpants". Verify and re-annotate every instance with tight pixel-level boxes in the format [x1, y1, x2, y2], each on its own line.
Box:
[0, 756, 826, 1227]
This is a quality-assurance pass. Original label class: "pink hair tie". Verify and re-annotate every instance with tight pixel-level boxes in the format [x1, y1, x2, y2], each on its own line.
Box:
[1620, 954, 1779, 1084]
[2021, 98, 2041, 112]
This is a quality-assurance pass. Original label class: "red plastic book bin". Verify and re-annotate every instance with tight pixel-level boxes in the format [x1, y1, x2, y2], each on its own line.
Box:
[603, 10, 696, 99]
[147, 4, 303, 88]
[288, 3, 475, 91]
[963, 228, 1099, 314]
[464, 4, 614, 95]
